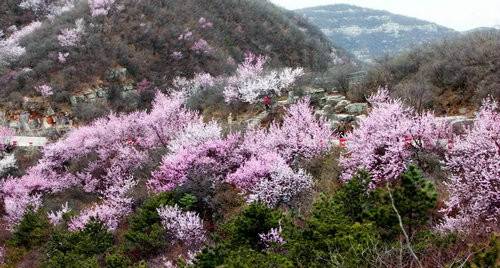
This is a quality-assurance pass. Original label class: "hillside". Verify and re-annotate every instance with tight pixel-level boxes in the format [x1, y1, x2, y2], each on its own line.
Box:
[0, 0, 345, 127]
[296, 4, 458, 62]
[357, 30, 500, 114]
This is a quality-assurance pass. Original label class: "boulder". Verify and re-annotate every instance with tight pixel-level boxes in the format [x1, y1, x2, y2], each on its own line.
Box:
[246, 111, 269, 128]
[331, 113, 355, 122]
[326, 119, 341, 130]
[344, 103, 368, 115]
[334, 100, 351, 113]
[441, 116, 474, 134]
[322, 95, 346, 107]
[304, 87, 326, 96]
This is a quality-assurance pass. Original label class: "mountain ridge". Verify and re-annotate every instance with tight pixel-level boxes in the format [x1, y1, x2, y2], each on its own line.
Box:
[296, 4, 458, 62]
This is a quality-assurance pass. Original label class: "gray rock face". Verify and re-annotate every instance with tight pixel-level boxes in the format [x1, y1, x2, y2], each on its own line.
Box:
[322, 95, 346, 107]
[247, 111, 269, 128]
[334, 100, 351, 113]
[304, 87, 326, 96]
[331, 113, 355, 122]
[344, 103, 368, 115]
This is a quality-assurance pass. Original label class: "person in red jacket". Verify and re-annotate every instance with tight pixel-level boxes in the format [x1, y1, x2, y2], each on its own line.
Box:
[263, 95, 272, 111]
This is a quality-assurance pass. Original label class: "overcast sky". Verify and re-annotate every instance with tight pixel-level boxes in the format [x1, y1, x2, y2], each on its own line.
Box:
[270, 0, 500, 31]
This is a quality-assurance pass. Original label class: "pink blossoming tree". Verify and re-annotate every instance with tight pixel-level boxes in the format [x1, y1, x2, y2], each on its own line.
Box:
[223, 52, 304, 104]
[88, 0, 115, 16]
[0, 92, 198, 228]
[150, 97, 331, 207]
[36, 84, 54, 97]
[57, 18, 84, 47]
[339, 88, 451, 187]
[439, 98, 499, 234]
[157, 204, 206, 251]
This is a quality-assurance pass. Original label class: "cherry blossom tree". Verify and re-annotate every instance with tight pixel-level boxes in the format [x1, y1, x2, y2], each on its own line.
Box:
[172, 73, 215, 96]
[150, 98, 330, 207]
[57, 18, 84, 47]
[0, 92, 198, 228]
[149, 127, 242, 192]
[259, 225, 286, 248]
[36, 84, 53, 97]
[439, 98, 499, 234]
[47, 202, 71, 225]
[198, 17, 213, 29]
[228, 152, 313, 207]
[0, 21, 42, 68]
[223, 52, 304, 104]
[242, 97, 333, 163]
[340, 88, 451, 187]
[19, 0, 50, 14]
[157, 204, 206, 251]
[58, 52, 69, 63]
[191, 39, 213, 54]
[88, 0, 116, 16]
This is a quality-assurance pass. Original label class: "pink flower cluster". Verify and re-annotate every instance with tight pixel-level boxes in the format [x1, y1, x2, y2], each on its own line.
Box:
[150, 98, 332, 207]
[0, 92, 198, 228]
[36, 84, 53, 97]
[88, 0, 115, 16]
[439, 98, 499, 234]
[259, 225, 286, 248]
[173, 73, 215, 96]
[157, 205, 206, 251]
[58, 52, 69, 63]
[198, 17, 213, 29]
[223, 52, 304, 103]
[191, 39, 213, 54]
[178, 30, 193, 41]
[47, 202, 71, 225]
[57, 18, 84, 47]
[339, 88, 451, 187]
[0, 21, 42, 67]
[0, 127, 14, 153]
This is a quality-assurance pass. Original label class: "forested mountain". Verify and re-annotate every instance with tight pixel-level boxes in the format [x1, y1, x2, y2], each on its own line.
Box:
[297, 4, 458, 62]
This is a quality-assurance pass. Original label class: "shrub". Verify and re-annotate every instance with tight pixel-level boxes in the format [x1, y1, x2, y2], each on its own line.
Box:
[124, 191, 196, 259]
[9, 209, 51, 249]
[224, 202, 283, 249]
[43, 219, 113, 267]
[193, 203, 287, 267]
[124, 192, 177, 258]
[194, 245, 294, 268]
[286, 187, 380, 267]
[105, 251, 132, 268]
[466, 234, 499, 268]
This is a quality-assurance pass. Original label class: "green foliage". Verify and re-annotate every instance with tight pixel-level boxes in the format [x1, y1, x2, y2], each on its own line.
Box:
[178, 193, 198, 210]
[124, 192, 177, 258]
[195, 246, 293, 268]
[321, 167, 437, 240]
[285, 166, 438, 267]
[9, 209, 52, 249]
[466, 234, 500, 268]
[287, 191, 380, 267]
[105, 251, 132, 268]
[124, 192, 197, 259]
[391, 165, 438, 235]
[43, 220, 113, 268]
[224, 202, 282, 248]
[193, 203, 286, 267]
